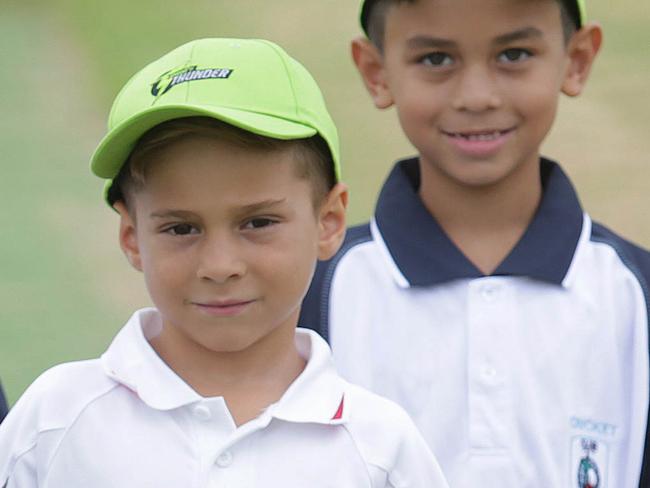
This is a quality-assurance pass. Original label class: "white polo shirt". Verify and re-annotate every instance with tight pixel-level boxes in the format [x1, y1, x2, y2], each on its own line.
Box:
[0, 308, 448, 488]
[300, 158, 650, 488]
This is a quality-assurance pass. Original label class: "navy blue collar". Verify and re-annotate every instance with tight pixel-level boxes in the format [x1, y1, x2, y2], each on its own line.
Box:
[374, 158, 584, 286]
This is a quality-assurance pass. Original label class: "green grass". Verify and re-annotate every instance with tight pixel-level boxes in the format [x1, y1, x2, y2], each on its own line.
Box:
[1, 0, 649, 404]
[0, 8, 118, 402]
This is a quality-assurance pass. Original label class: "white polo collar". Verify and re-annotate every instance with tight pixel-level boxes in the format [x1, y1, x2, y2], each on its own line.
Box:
[101, 308, 348, 425]
[266, 329, 348, 425]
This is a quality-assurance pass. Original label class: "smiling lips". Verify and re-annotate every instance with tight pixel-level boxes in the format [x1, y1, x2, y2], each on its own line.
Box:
[442, 127, 515, 157]
[192, 299, 255, 317]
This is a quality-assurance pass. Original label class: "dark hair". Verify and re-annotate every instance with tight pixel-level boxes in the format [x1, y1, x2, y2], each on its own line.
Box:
[365, 0, 579, 51]
[109, 117, 336, 210]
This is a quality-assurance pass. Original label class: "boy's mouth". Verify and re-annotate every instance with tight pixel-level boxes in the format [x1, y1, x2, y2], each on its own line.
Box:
[441, 127, 516, 156]
[191, 299, 256, 316]
[442, 128, 515, 140]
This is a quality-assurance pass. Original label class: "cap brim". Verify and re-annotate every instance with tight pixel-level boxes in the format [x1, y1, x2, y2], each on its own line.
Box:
[91, 104, 318, 179]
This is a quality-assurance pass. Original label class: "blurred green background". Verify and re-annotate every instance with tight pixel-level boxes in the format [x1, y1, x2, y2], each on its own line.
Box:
[1, 0, 649, 404]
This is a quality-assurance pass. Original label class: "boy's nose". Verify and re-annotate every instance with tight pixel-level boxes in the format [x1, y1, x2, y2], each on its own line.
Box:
[451, 65, 502, 113]
[195, 236, 246, 284]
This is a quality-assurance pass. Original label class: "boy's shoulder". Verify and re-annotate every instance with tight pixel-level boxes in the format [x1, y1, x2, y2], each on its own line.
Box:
[589, 219, 650, 285]
[345, 379, 414, 421]
[0, 359, 117, 486]
[1, 359, 117, 443]
[342, 382, 445, 485]
[591, 220, 650, 262]
[344, 381, 421, 443]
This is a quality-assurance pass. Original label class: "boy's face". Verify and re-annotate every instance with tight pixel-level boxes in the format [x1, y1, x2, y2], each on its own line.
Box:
[115, 135, 346, 356]
[354, 0, 601, 188]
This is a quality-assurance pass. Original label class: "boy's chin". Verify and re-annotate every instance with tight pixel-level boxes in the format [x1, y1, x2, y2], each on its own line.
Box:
[419, 153, 541, 190]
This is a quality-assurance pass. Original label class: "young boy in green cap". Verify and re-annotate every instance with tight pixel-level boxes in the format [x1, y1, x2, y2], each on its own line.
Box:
[301, 1, 650, 486]
[0, 38, 449, 487]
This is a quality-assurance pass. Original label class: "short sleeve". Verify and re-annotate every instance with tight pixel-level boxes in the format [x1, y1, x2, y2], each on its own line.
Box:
[3, 447, 37, 488]
[0, 360, 112, 487]
[0, 372, 66, 488]
[0, 396, 39, 488]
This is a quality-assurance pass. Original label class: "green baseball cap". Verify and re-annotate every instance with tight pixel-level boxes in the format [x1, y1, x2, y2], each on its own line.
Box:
[91, 38, 340, 203]
[360, 0, 586, 35]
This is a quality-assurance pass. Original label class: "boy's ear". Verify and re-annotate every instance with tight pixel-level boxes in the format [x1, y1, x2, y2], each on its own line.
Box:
[113, 201, 143, 272]
[351, 37, 394, 109]
[317, 182, 348, 260]
[562, 22, 603, 97]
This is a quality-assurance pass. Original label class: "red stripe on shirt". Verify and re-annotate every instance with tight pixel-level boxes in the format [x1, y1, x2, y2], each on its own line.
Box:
[332, 395, 345, 420]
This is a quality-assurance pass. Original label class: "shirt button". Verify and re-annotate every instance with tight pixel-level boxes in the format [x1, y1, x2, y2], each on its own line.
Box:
[216, 451, 233, 468]
[480, 284, 500, 302]
[193, 404, 212, 421]
[481, 365, 498, 383]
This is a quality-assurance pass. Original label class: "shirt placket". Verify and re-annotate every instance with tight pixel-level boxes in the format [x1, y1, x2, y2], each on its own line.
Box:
[193, 401, 274, 487]
[185, 398, 250, 487]
[467, 278, 515, 481]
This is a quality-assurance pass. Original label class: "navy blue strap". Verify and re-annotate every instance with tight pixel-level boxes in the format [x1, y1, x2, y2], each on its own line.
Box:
[299, 223, 372, 342]
[0, 382, 8, 423]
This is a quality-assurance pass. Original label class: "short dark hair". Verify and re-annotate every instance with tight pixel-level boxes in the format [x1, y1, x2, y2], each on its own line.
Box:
[365, 0, 578, 51]
[109, 117, 336, 211]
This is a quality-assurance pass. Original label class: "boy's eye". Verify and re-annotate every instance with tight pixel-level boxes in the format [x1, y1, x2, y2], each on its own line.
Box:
[243, 218, 277, 230]
[165, 223, 198, 236]
[420, 52, 453, 67]
[498, 48, 531, 63]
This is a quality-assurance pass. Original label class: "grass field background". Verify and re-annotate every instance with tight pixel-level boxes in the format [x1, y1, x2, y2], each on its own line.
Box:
[1, 0, 649, 404]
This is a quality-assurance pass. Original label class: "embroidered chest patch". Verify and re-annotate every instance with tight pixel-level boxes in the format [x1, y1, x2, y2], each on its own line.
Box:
[569, 416, 617, 487]
[571, 436, 608, 488]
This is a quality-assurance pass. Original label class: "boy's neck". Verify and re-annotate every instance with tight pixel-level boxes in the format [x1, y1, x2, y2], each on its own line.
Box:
[417, 157, 543, 275]
[150, 317, 306, 426]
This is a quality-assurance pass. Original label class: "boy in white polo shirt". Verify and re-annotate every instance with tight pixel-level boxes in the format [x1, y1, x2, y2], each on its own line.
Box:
[0, 38, 448, 487]
[301, 1, 649, 486]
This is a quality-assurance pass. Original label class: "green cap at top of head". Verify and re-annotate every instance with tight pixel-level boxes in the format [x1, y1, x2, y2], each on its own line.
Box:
[91, 38, 340, 203]
[360, 0, 586, 35]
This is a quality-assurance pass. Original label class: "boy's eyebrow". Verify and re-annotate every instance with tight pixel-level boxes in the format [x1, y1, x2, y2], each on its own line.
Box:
[149, 199, 288, 219]
[149, 209, 198, 220]
[405, 35, 456, 50]
[494, 27, 544, 45]
[237, 198, 288, 214]
[404, 27, 544, 51]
